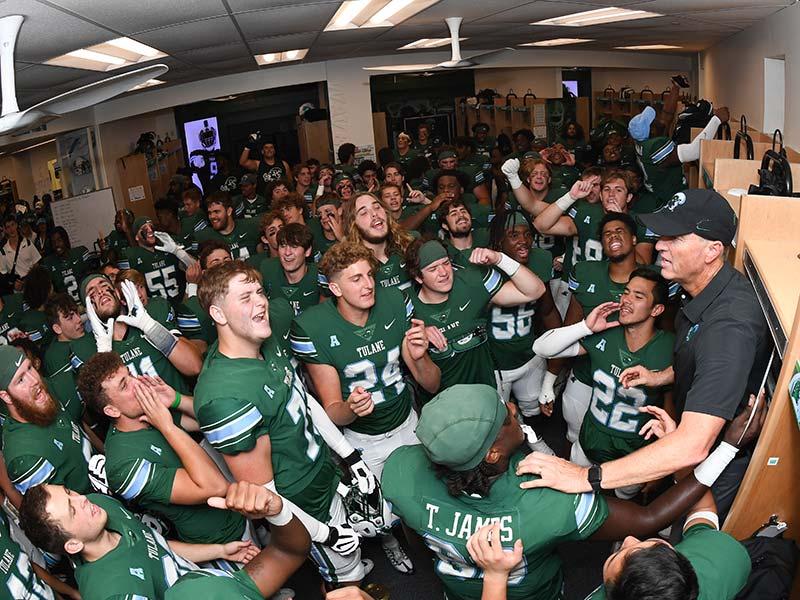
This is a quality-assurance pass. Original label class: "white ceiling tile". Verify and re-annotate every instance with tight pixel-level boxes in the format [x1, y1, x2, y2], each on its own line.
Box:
[234, 3, 339, 38]
[250, 33, 320, 54]
[133, 16, 242, 54]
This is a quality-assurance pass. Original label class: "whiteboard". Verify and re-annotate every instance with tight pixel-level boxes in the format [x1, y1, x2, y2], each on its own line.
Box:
[51, 188, 117, 251]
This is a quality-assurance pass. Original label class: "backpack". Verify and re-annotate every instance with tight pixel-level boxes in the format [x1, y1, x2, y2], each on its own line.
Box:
[734, 536, 798, 600]
[748, 129, 794, 197]
[672, 99, 714, 144]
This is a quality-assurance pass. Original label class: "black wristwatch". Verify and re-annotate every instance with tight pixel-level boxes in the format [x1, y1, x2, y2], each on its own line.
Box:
[588, 464, 603, 492]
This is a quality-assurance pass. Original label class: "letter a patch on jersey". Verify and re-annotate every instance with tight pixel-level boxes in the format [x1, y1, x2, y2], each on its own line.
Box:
[595, 339, 607, 352]
[584, 216, 591, 224]
[587, 284, 596, 293]
[330, 335, 340, 347]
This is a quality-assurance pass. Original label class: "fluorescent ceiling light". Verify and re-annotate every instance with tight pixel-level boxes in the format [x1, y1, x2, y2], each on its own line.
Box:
[520, 38, 593, 47]
[13, 138, 56, 154]
[254, 49, 308, 66]
[399, 37, 466, 50]
[363, 63, 436, 71]
[131, 79, 165, 91]
[325, 0, 439, 31]
[45, 37, 166, 72]
[616, 44, 682, 50]
[532, 7, 661, 27]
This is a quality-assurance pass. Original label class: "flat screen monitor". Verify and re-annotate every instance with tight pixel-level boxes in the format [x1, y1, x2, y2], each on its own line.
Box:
[183, 116, 221, 192]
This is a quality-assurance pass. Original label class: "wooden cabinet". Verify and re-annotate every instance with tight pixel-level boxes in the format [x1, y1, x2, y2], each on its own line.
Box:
[297, 119, 332, 164]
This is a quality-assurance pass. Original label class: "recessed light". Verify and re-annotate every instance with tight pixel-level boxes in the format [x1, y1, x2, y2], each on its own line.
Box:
[254, 49, 308, 66]
[520, 38, 593, 47]
[45, 37, 166, 72]
[616, 44, 682, 50]
[325, 0, 440, 31]
[532, 7, 661, 27]
[399, 37, 466, 50]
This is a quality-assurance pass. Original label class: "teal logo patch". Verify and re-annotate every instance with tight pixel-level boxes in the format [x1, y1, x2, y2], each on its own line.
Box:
[430, 309, 451, 324]
[354, 324, 376, 341]
[685, 323, 700, 342]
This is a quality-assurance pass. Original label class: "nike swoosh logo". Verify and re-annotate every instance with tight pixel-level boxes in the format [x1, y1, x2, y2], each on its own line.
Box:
[459, 301, 471, 311]
[303, 291, 315, 296]
[238, 233, 248, 239]
[14, 355, 22, 367]
[384, 319, 396, 330]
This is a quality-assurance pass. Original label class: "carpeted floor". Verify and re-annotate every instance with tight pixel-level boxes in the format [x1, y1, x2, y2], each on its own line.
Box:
[284, 400, 613, 600]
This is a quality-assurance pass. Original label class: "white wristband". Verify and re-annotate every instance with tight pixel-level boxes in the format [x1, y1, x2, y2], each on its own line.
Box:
[185, 282, 198, 298]
[539, 371, 558, 405]
[684, 510, 720, 531]
[495, 253, 521, 277]
[266, 501, 293, 527]
[555, 191, 577, 212]
[693, 441, 738, 487]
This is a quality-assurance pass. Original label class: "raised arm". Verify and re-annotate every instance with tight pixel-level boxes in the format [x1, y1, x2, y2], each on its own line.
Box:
[401, 318, 441, 394]
[469, 248, 545, 306]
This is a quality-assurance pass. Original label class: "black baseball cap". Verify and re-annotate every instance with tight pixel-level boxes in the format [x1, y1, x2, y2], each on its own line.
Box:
[637, 189, 737, 245]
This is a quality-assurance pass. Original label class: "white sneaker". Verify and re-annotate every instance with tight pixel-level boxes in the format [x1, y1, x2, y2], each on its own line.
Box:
[381, 536, 414, 574]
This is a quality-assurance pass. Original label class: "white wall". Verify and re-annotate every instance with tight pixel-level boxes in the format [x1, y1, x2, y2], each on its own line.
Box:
[700, 2, 798, 144]
[474, 67, 562, 98]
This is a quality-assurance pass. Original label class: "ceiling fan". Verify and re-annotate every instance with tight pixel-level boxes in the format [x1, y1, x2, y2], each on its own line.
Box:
[0, 15, 168, 136]
[364, 17, 513, 73]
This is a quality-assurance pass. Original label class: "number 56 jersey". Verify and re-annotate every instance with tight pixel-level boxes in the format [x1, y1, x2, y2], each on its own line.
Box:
[290, 286, 414, 436]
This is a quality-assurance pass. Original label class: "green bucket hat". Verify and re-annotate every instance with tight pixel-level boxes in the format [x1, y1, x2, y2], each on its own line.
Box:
[417, 240, 448, 270]
[416, 384, 507, 471]
[437, 149, 457, 162]
[0, 346, 25, 391]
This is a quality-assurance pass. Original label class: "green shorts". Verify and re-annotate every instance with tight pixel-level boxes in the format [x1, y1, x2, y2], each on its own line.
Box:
[578, 415, 650, 464]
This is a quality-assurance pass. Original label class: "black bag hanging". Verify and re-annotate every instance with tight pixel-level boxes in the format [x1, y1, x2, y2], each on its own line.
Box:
[638, 86, 654, 105]
[717, 121, 732, 140]
[748, 129, 793, 196]
[734, 536, 798, 600]
[505, 89, 518, 105]
[734, 115, 754, 160]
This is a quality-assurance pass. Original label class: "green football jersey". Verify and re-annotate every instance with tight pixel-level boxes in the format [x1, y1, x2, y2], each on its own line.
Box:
[44, 337, 83, 423]
[178, 213, 209, 255]
[73, 494, 196, 600]
[259, 258, 320, 315]
[422, 166, 486, 194]
[564, 200, 606, 278]
[507, 187, 568, 259]
[119, 246, 184, 303]
[635, 136, 686, 211]
[104, 230, 130, 253]
[176, 296, 217, 346]
[3, 408, 92, 494]
[194, 298, 339, 521]
[0, 294, 23, 345]
[165, 568, 261, 600]
[392, 148, 419, 169]
[579, 327, 674, 463]
[584, 523, 750, 600]
[40, 246, 92, 302]
[383, 446, 608, 600]
[234, 195, 268, 220]
[0, 512, 54, 600]
[445, 229, 491, 270]
[195, 220, 260, 261]
[291, 286, 414, 435]
[105, 418, 246, 545]
[17, 310, 52, 348]
[489, 249, 554, 372]
[567, 260, 628, 386]
[412, 267, 503, 391]
[70, 298, 190, 394]
[550, 164, 581, 190]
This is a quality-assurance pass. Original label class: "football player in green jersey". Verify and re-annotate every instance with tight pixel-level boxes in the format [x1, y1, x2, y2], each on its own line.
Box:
[177, 240, 232, 353]
[294, 163, 321, 207]
[587, 491, 750, 600]
[314, 195, 343, 257]
[196, 191, 261, 261]
[0, 346, 93, 495]
[391, 132, 418, 169]
[180, 187, 209, 254]
[40, 226, 93, 302]
[43, 294, 85, 422]
[472, 122, 496, 159]
[77, 351, 252, 556]
[291, 242, 440, 573]
[74, 274, 202, 393]
[246, 210, 285, 269]
[166, 481, 311, 599]
[118, 217, 194, 303]
[407, 239, 546, 392]
[339, 193, 414, 291]
[380, 183, 430, 234]
[0, 291, 23, 344]
[422, 149, 490, 205]
[560, 213, 642, 450]
[628, 83, 729, 213]
[384, 383, 753, 600]
[235, 173, 269, 220]
[535, 269, 674, 498]
[0, 510, 81, 600]
[439, 199, 491, 269]
[18, 267, 53, 348]
[98, 209, 134, 254]
[260, 224, 320, 315]
[490, 213, 563, 420]
[19, 484, 258, 600]
[193, 261, 370, 586]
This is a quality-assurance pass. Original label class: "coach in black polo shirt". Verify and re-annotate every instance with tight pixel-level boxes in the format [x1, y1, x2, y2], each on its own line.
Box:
[515, 189, 769, 519]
